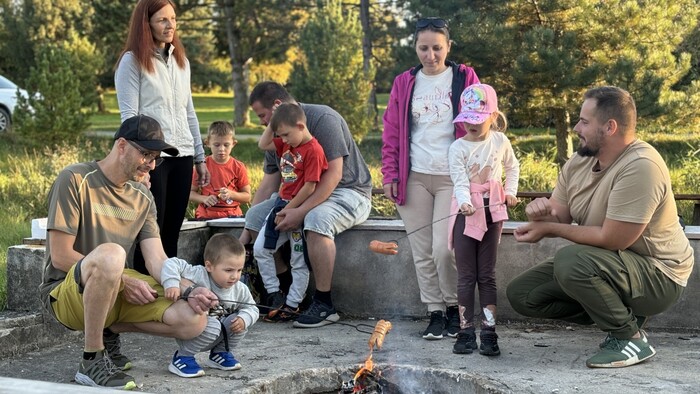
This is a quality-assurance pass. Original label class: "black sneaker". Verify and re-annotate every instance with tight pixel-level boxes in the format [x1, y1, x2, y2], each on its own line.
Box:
[453, 328, 478, 354]
[293, 299, 339, 328]
[422, 311, 445, 340]
[262, 291, 285, 315]
[103, 329, 132, 371]
[445, 306, 460, 338]
[75, 350, 137, 390]
[479, 330, 501, 356]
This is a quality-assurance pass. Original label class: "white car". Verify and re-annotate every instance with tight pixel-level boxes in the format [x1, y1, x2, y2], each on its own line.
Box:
[0, 74, 29, 132]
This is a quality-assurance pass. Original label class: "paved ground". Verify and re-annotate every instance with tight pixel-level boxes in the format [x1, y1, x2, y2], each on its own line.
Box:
[0, 317, 698, 393]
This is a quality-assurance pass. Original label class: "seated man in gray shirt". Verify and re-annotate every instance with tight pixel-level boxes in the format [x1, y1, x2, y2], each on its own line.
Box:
[244, 81, 372, 328]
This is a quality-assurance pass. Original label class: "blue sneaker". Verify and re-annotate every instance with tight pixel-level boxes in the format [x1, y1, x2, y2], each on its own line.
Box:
[168, 351, 205, 378]
[205, 351, 242, 371]
[293, 299, 339, 328]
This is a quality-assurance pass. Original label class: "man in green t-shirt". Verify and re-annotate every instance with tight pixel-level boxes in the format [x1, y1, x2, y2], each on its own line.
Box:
[508, 86, 693, 368]
[39, 115, 219, 389]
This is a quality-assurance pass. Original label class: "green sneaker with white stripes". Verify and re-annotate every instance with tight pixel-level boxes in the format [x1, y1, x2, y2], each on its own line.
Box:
[586, 331, 656, 368]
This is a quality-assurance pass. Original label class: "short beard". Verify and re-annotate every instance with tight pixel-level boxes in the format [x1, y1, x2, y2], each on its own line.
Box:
[576, 145, 598, 157]
[575, 127, 604, 157]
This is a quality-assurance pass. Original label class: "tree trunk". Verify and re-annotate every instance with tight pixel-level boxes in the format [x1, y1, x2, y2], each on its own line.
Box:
[552, 106, 572, 167]
[360, 0, 378, 129]
[223, 0, 250, 127]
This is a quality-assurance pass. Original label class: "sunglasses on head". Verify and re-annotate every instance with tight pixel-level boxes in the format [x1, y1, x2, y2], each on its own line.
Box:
[416, 18, 448, 30]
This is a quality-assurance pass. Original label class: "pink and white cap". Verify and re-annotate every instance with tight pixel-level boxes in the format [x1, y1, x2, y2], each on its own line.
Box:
[453, 83, 498, 125]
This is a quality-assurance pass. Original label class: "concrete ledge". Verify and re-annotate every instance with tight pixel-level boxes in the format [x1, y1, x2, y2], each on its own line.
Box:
[6, 219, 700, 331]
[0, 311, 82, 358]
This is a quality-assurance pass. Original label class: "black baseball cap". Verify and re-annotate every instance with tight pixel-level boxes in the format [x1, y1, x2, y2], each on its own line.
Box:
[114, 115, 179, 156]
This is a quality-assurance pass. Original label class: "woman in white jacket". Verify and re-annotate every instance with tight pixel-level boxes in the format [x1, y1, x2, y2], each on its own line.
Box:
[115, 0, 210, 274]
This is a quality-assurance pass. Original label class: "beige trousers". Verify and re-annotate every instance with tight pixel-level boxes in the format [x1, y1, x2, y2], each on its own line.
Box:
[396, 171, 457, 312]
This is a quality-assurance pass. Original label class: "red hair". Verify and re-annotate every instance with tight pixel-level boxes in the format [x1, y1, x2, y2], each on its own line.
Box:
[117, 0, 186, 73]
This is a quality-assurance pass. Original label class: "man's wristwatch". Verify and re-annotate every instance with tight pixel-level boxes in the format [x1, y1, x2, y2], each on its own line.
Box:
[181, 284, 199, 299]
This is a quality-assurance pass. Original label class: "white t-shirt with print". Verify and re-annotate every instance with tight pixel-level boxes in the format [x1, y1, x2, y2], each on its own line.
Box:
[410, 67, 455, 175]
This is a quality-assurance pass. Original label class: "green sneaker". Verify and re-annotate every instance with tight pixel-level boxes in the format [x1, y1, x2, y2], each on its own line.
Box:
[587, 332, 656, 368]
[75, 350, 137, 390]
[104, 329, 132, 370]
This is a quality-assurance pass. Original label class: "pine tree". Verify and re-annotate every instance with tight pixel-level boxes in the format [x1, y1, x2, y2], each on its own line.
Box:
[14, 42, 90, 146]
[406, 0, 700, 165]
[290, 0, 375, 141]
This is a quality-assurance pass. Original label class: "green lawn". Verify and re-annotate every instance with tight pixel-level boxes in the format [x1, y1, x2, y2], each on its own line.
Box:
[89, 91, 265, 135]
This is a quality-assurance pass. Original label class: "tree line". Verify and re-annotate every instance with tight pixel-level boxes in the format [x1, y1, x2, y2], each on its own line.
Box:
[1, 0, 699, 163]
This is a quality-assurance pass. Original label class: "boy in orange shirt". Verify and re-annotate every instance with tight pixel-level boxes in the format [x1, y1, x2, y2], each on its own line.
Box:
[190, 121, 251, 219]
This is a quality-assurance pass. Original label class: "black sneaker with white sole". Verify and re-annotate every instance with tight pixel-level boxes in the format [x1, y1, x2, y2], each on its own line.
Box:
[445, 306, 460, 338]
[422, 311, 445, 340]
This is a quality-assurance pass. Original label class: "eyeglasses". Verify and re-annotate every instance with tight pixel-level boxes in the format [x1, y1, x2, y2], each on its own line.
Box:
[416, 18, 448, 30]
[127, 140, 164, 167]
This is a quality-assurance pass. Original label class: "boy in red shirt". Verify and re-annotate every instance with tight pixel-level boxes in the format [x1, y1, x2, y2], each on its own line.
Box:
[254, 103, 328, 322]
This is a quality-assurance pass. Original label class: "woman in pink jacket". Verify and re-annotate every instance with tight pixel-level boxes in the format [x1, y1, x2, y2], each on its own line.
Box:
[381, 17, 480, 340]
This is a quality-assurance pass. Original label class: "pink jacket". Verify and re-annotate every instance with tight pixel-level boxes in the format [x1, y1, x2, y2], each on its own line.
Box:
[448, 180, 508, 248]
[381, 61, 480, 205]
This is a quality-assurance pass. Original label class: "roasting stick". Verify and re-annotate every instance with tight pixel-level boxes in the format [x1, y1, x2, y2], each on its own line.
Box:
[181, 296, 382, 334]
[368, 203, 507, 255]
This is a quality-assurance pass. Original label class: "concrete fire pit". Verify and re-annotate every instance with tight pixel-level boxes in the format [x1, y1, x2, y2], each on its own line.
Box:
[242, 364, 509, 393]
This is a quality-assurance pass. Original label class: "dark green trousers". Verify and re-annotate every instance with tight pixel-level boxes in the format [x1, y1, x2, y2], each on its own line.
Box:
[506, 244, 683, 339]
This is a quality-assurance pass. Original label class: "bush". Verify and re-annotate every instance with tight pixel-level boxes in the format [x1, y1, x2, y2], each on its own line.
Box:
[14, 40, 98, 146]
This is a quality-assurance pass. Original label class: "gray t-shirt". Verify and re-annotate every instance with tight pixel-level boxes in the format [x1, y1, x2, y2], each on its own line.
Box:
[263, 103, 372, 199]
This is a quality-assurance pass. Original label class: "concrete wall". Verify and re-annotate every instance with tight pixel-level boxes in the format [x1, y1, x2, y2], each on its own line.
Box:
[6, 219, 700, 331]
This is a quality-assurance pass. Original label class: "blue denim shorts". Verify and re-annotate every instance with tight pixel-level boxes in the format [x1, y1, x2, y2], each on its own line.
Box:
[244, 188, 370, 239]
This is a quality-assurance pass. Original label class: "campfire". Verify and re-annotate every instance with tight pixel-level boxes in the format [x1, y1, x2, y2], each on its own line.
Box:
[339, 320, 403, 394]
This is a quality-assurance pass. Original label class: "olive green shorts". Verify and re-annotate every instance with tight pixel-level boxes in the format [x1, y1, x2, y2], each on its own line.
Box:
[49, 261, 173, 331]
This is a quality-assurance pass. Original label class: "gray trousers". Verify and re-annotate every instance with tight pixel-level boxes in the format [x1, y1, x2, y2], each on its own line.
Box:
[506, 244, 683, 339]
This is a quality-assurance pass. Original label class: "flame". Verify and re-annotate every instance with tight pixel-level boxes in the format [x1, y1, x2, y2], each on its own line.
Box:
[351, 320, 392, 392]
[353, 354, 374, 382]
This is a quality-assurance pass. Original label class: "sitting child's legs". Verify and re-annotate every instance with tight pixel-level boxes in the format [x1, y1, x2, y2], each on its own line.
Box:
[253, 220, 286, 295]
[286, 229, 310, 310]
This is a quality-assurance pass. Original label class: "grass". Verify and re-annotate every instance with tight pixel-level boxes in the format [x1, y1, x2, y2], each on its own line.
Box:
[90, 91, 265, 135]
[1, 92, 699, 311]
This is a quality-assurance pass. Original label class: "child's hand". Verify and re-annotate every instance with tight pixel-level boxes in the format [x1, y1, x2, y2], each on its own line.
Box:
[218, 187, 230, 200]
[274, 209, 285, 225]
[505, 194, 519, 207]
[203, 195, 218, 207]
[460, 203, 476, 216]
[165, 287, 180, 301]
[229, 317, 246, 333]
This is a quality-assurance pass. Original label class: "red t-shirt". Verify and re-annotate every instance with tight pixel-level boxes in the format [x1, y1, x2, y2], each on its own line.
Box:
[274, 137, 327, 200]
[191, 155, 250, 219]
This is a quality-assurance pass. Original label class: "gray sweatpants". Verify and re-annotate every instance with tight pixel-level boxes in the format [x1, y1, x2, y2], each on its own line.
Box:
[506, 244, 683, 339]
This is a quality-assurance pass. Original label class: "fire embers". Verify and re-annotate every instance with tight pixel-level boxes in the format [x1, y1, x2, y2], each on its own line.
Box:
[340, 320, 399, 393]
[340, 363, 404, 393]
